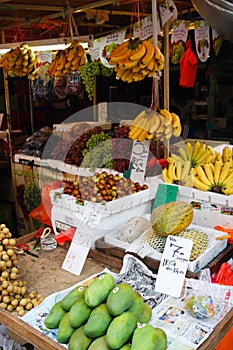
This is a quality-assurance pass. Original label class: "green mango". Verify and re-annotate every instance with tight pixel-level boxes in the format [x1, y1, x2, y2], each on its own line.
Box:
[138, 302, 152, 324]
[61, 285, 87, 311]
[88, 335, 111, 350]
[84, 303, 112, 338]
[85, 273, 115, 308]
[68, 298, 92, 328]
[106, 283, 135, 316]
[68, 325, 92, 350]
[106, 311, 137, 349]
[128, 292, 147, 322]
[131, 324, 167, 350]
[44, 301, 66, 329]
[56, 312, 75, 344]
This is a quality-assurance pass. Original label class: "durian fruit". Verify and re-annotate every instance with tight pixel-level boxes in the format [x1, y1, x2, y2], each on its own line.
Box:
[178, 229, 208, 261]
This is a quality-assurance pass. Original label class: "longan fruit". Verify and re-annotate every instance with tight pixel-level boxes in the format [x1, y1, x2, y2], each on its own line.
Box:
[1, 289, 8, 296]
[7, 304, 13, 312]
[10, 272, 17, 280]
[11, 299, 18, 307]
[9, 238, 16, 246]
[2, 296, 10, 304]
[0, 261, 6, 270]
[2, 254, 9, 262]
[18, 309, 25, 317]
[2, 238, 9, 245]
[7, 284, 14, 293]
[11, 267, 19, 274]
[19, 298, 28, 306]
[6, 260, 12, 268]
[7, 248, 14, 256]
[1, 270, 9, 279]
[25, 302, 33, 311]
[0, 224, 6, 229]
[1, 280, 8, 289]
[0, 302, 7, 309]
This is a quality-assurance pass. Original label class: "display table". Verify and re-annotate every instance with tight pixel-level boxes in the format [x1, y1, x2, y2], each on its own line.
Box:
[0, 232, 232, 350]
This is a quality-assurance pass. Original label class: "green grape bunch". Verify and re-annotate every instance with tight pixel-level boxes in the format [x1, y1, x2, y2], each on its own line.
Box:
[80, 61, 101, 100]
[23, 181, 41, 213]
[81, 133, 114, 170]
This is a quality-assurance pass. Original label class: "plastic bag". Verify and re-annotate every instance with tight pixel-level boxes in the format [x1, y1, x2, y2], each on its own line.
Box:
[212, 262, 233, 286]
[54, 227, 76, 245]
[29, 181, 62, 226]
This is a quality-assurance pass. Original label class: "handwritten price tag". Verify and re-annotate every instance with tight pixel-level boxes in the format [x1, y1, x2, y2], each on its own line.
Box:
[62, 202, 105, 276]
[130, 140, 150, 183]
[155, 235, 193, 298]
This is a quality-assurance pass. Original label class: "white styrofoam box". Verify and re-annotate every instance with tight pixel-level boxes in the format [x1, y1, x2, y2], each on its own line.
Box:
[104, 223, 228, 273]
[50, 184, 158, 238]
[155, 176, 233, 228]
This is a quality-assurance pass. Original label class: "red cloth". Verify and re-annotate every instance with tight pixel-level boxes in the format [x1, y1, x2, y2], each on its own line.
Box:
[179, 40, 198, 88]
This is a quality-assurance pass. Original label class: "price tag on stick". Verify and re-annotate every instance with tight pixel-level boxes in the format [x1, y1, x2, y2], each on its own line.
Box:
[155, 235, 193, 298]
[62, 202, 105, 276]
[129, 140, 150, 183]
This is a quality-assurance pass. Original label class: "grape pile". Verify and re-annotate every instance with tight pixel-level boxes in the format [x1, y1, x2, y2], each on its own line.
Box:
[80, 61, 101, 100]
[63, 171, 149, 204]
[0, 224, 44, 316]
[65, 127, 104, 166]
[23, 181, 41, 213]
[82, 132, 114, 170]
[112, 125, 133, 173]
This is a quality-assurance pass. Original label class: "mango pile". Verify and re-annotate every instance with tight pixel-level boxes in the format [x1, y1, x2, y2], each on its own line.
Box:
[44, 273, 167, 350]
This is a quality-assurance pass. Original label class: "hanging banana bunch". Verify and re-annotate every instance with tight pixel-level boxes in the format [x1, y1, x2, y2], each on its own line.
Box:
[107, 38, 164, 83]
[128, 108, 182, 142]
[0, 44, 36, 77]
[46, 40, 86, 77]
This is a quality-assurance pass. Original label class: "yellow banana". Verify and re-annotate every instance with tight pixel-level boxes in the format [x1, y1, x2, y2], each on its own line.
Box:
[120, 58, 139, 69]
[147, 57, 155, 71]
[164, 125, 173, 139]
[192, 141, 202, 162]
[218, 161, 232, 184]
[171, 112, 180, 128]
[222, 169, 233, 187]
[132, 64, 141, 73]
[116, 66, 125, 79]
[170, 153, 186, 164]
[108, 47, 132, 64]
[175, 161, 182, 180]
[129, 126, 144, 141]
[149, 113, 161, 133]
[203, 163, 214, 184]
[223, 185, 233, 195]
[138, 128, 149, 142]
[107, 40, 129, 57]
[178, 147, 189, 161]
[162, 168, 174, 184]
[173, 125, 182, 137]
[160, 109, 173, 124]
[193, 176, 211, 192]
[180, 160, 191, 180]
[130, 43, 146, 61]
[185, 142, 193, 159]
[213, 159, 223, 185]
[222, 146, 232, 162]
[167, 162, 177, 181]
[120, 68, 133, 82]
[141, 40, 155, 65]
[196, 165, 212, 186]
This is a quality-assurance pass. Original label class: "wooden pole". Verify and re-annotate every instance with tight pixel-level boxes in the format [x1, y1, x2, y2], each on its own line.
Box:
[3, 70, 17, 229]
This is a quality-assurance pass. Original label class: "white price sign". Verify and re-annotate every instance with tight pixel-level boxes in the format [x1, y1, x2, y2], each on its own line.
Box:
[155, 235, 193, 298]
[62, 202, 105, 276]
[130, 140, 150, 183]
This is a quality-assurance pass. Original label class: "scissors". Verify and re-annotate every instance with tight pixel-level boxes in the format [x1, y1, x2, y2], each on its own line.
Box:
[16, 244, 39, 258]
[33, 227, 52, 250]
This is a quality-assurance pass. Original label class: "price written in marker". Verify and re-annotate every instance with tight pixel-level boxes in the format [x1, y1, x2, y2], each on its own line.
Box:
[130, 140, 150, 183]
[155, 235, 193, 298]
[62, 202, 105, 276]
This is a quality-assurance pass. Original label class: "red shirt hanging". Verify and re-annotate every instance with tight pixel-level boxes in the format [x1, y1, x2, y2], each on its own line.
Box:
[179, 40, 199, 88]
